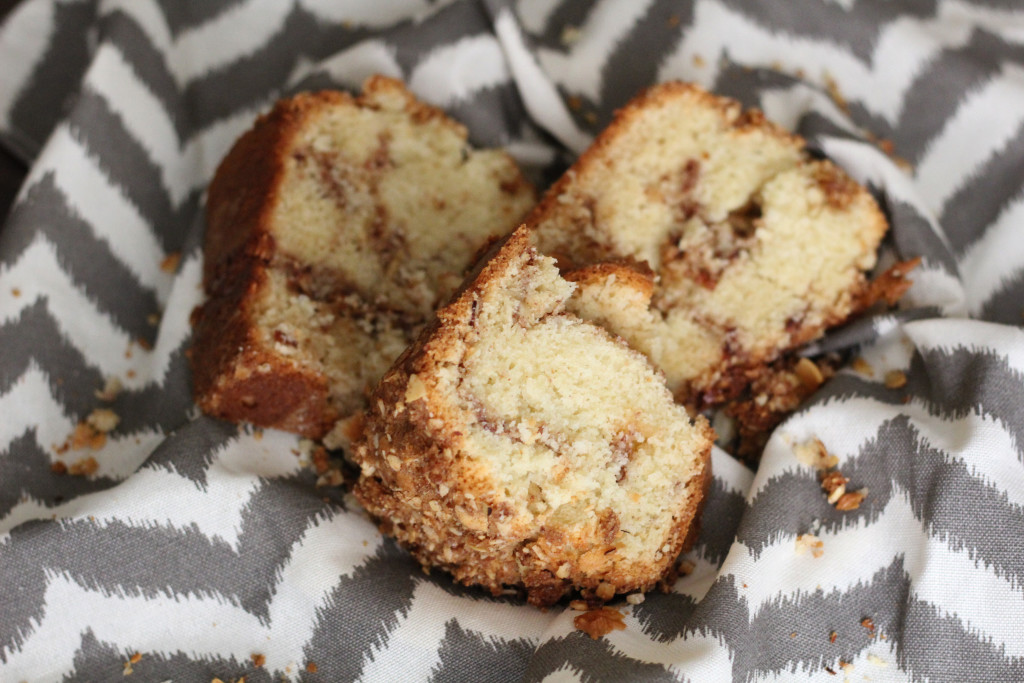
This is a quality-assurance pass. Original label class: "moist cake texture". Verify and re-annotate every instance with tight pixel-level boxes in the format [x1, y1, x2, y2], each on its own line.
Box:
[530, 82, 888, 413]
[353, 227, 713, 606]
[192, 76, 535, 438]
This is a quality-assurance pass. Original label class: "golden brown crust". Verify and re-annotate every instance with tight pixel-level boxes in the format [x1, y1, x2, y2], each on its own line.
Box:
[353, 228, 712, 606]
[191, 257, 335, 436]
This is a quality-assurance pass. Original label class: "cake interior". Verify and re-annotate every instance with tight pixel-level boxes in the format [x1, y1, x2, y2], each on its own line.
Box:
[250, 82, 535, 425]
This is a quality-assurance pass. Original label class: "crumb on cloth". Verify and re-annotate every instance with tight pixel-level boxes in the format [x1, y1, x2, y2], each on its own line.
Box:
[574, 607, 626, 640]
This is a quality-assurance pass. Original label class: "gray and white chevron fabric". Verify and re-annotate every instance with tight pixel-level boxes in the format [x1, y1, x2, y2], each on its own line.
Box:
[2, 0, 1023, 680]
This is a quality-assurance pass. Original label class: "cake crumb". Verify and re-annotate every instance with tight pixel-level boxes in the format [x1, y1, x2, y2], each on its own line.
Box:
[829, 630, 837, 643]
[95, 376, 123, 401]
[87, 408, 120, 433]
[867, 654, 888, 667]
[58, 421, 108, 452]
[11, 287, 20, 297]
[794, 438, 839, 470]
[574, 607, 626, 639]
[160, 252, 181, 273]
[51, 461, 68, 475]
[851, 357, 874, 377]
[123, 661, 133, 676]
[823, 72, 850, 115]
[129, 653, 142, 664]
[795, 534, 824, 558]
[884, 370, 907, 389]
[569, 600, 589, 611]
[861, 617, 875, 631]
[667, 14, 680, 28]
[68, 456, 99, 477]
[692, 54, 705, 68]
[251, 653, 266, 667]
[678, 559, 696, 576]
[306, 662, 318, 673]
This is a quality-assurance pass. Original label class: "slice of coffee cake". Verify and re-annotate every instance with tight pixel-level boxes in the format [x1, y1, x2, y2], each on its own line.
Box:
[192, 76, 535, 438]
[530, 82, 888, 414]
[353, 227, 712, 606]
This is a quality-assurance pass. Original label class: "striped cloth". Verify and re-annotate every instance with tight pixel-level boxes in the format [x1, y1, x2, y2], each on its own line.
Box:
[2, 1, 1023, 681]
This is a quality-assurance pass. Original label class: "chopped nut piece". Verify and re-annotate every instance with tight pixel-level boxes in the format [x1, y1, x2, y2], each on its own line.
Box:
[851, 357, 874, 377]
[251, 653, 266, 667]
[795, 533, 824, 558]
[820, 470, 848, 495]
[836, 490, 867, 511]
[574, 607, 626, 639]
[569, 600, 589, 611]
[625, 593, 645, 605]
[160, 252, 181, 273]
[87, 408, 120, 433]
[794, 357, 825, 390]
[884, 370, 907, 389]
[595, 582, 615, 601]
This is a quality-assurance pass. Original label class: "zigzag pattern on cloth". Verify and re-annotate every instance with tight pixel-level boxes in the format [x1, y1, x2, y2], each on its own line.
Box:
[2, 0, 1024, 680]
